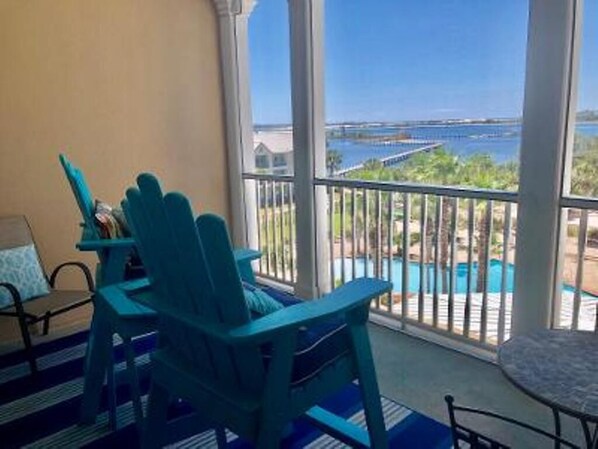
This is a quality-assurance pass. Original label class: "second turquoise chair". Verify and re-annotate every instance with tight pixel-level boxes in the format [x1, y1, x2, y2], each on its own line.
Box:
[113, 173, 392, 448]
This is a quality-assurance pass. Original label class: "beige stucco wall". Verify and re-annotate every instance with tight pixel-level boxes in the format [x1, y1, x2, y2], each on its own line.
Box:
[0, 0, 229, 288]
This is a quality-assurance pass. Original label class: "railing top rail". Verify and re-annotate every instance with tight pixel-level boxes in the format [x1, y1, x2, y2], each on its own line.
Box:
[242, 172, 294, 182]
[315, 177, 518, 202]
[242, 172, 519, 202]
[561, 196, 598, 210]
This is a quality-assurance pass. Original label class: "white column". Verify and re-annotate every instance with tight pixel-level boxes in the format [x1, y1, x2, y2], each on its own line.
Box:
[512, 0, 582, 335]
[288, 0, 330, 299]
[213, 0, 259, 250]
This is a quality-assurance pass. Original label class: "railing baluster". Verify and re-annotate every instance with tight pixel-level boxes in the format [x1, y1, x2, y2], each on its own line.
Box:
[465, 199, 475, 338]
[387, 192, 394, 313]
[402, 193, 411, 321]
[433, 196, 442, 328]
[351, 188, 357, 281]
[376, 190, 382, 308]
[329, 186, 335, 289]
[256, 180, 263, 273]
[280, 182, 287, 282]
[364, 189, 370, 278]
[289, 183, 296, 282]
[448, 198, 458, 333]
[480, 200, 493, 343]
[271, 180, 279, 280]
[264, 181, 271, 276]
[418, 194, 427, 323]
[573, 209, 589, 330]
[340, 188, 346, 285]
[498, 202, 512, 344]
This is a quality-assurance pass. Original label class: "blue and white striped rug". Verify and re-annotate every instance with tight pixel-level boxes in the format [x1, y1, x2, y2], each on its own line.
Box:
[0, 331, 452, 448]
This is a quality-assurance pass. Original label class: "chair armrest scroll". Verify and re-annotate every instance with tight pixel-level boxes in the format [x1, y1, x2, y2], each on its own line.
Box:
[76, 238, 136, 251]
[49, 262, 95, 291]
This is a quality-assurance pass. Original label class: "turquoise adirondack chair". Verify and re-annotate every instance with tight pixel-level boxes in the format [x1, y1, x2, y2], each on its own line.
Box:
[59, 155, 261, 429]
[114, 173, 392, 448]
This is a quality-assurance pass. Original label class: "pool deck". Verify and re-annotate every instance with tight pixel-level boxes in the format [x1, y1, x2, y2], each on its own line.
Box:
[388, 289, 596, 346]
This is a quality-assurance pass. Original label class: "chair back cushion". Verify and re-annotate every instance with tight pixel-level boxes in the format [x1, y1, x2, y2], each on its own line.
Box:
[123, 174, 265, 391]
[0, 216, 49, 307]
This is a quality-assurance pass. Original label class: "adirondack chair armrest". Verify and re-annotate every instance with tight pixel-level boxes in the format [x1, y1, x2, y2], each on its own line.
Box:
[112, 278, 391, 346]
[232, 248, 262, 263]
[119, 277, 151, 293]
[228, 278, 392, 345]
[76, 238, 136, 251]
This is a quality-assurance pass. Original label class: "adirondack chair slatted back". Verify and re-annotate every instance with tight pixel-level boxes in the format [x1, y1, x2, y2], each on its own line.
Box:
[59, 154, 98, 241]
[123, 174, 265, 391]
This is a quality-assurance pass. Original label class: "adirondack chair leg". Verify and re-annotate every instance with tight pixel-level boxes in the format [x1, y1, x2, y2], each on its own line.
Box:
[107, 341, 118, 430]
[215, 426, 227, 448]
[123, 336, 144, 430]
[142, 382, 170, 449]
[80, 311, 113, 425]
[255, 334, 297, 449]
[348, 322, 388, 449]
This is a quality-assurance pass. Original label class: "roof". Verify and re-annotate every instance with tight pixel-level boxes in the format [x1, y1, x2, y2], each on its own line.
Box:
[253, 131, 294, 154]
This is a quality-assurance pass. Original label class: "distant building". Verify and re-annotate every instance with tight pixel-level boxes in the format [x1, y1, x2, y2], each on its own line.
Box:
[253, 131, 294, 175]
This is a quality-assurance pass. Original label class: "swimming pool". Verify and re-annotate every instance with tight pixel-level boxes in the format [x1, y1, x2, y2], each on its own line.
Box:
[333, 258, 595, 298]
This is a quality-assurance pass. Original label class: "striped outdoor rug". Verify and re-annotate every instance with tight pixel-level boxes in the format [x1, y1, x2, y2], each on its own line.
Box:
[0, 331, 452, 448]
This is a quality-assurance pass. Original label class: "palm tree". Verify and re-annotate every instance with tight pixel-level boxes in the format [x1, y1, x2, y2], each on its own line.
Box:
[572, 135, 598, 197]
[326, 149, 343, 176]
[394, 149, 460, 293]
[348, 159, 394, 278]
[460, 155, 518, 292]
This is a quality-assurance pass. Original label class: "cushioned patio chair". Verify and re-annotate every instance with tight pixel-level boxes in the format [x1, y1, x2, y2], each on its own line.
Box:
[0, 215, 94, 374]
[445, 395, 580, 448]
[113, 173, 392, 448]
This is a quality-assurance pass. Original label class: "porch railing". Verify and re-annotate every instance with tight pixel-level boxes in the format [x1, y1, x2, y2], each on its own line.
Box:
[557, 197, 598, 331]
[243, 173, 518, 348]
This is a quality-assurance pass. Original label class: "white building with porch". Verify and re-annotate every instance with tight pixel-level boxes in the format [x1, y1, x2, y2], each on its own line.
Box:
[253, 131, 294, 175]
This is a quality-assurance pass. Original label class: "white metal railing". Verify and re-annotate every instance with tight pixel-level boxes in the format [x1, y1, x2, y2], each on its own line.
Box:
[317, 178, 517, 348]
[243, 173, 519, 347]
[244, 173, 297, 285]
[557, 196, 598, 331]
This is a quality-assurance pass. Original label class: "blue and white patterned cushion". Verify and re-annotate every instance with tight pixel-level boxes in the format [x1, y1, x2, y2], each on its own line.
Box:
[0, 244, 50, 309]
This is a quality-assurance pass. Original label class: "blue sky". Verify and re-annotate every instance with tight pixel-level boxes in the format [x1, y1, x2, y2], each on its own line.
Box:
[249, 0, 598, 125]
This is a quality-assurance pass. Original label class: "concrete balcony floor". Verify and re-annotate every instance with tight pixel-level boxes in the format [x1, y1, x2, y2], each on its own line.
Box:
[0, 307, 587, 448]
[371, 324, 586, 448]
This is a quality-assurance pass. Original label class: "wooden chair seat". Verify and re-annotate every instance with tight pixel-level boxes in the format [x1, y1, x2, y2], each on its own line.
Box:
[1, 290, 92, 314]
[260, 287, 350, 386]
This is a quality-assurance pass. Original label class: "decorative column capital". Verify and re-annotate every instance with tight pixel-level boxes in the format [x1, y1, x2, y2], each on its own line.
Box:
[212, 0, 256, 18]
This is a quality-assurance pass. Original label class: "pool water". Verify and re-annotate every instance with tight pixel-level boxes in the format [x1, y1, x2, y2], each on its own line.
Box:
[333, 258, 594, 297]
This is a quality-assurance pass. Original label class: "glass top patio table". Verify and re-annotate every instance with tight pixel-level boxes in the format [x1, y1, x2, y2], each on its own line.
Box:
[499, 329, 598, 447]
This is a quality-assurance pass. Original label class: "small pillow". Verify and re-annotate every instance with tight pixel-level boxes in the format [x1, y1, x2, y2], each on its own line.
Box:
[94, 200, 130, 239]
[243, 282, 284, 316]
[0, 244, 50, 309]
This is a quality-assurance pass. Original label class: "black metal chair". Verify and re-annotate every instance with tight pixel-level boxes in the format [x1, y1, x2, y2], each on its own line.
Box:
[445, 395, 580, 449]
[0, 215, 94, 374]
